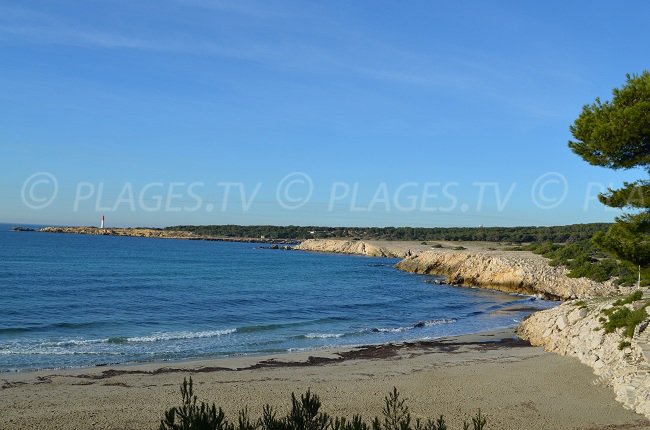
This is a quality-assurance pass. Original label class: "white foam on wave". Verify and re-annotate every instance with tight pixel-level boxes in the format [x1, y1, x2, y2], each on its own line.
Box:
[0, 338, 106, 354]
[0, 328, 238, 356]
[304, 333, 344, 339]
[54, 338, 105, 347]
[374, 327, 408, 333]
[372, 318, 457, 333]
[421, 318, 457, 327]
[0, 348, 124, 356]
[127, 329, 237, 343]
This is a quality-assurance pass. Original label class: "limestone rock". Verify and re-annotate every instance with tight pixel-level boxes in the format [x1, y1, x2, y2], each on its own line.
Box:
[568, 307, 588, 324]
[518, 299, 650, 419]
[394, 249, 610, 300]
[295, 239, 409, 258]
[556, 315, 569, 331]
[297, 239, 612, 300]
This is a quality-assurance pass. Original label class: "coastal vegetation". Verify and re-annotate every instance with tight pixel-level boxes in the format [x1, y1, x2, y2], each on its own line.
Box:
[160, 378, 487, 430]
[520, 240, 650, 287]
[600, 291, 649, 338]
[166, 223, 609, 243]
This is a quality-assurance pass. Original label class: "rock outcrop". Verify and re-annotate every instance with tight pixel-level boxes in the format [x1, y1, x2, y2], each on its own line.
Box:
[297, 239, 611, 300]
[295, 239, 411, 258]
[518, 298, 650, 418]
[396, 251, 611, 300]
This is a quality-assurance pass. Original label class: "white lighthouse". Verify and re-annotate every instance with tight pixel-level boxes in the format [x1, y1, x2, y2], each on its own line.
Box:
[100, 213, 105, 229]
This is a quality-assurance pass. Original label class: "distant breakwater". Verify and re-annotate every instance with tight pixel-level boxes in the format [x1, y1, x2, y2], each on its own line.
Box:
[296, 239, 613, 300]
[37, 226, 299, 245]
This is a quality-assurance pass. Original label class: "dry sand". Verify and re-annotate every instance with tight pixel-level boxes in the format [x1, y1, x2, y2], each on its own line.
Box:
[1, 329, 648, 430]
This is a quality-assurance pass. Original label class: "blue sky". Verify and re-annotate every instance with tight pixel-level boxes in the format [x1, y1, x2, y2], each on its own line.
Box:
[1, 0, 648, 227]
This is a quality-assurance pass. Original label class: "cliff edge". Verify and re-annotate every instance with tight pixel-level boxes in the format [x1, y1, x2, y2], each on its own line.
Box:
[395, 251, 612, 300]
[296, 239, 612, 300]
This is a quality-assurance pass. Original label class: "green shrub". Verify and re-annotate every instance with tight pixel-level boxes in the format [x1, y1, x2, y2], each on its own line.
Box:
[600, 291, 649, 338]
[160, 378, 488, 430]
[613, 290, 643, 306]
[525, 242, 561, 256]
[381, 388, 410, 430]
[619, 340, 632, 350]
[160, 377, 229, 430]
[524, 239, 649, 287]
[574, 300, 587, 309]
[602, 305, 649, 338]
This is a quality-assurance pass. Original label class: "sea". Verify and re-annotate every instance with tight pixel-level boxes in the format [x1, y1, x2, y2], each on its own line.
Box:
[0, 223, 555, 372]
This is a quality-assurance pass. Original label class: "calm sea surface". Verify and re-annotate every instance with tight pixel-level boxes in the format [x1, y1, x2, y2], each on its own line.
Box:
[0, 224, 555, 372]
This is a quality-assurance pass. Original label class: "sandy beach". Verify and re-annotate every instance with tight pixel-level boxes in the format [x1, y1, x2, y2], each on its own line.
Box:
[2, 329, 648, 430]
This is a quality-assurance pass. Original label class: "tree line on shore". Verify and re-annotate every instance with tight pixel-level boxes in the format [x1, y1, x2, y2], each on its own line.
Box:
[165, 223, 610, 244]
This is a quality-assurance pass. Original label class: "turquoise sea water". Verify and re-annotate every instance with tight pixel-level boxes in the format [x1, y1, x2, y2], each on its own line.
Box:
[0, 224, 555, 372]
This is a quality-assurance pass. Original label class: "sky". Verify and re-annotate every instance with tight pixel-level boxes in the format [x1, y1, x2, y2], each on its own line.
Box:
[1, 0, 648, 228]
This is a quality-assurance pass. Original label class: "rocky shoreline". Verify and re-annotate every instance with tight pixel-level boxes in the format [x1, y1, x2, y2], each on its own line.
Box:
[294, 238, 411, 258]
[297, 239, 612, 300]
[395, 250, 612, 300]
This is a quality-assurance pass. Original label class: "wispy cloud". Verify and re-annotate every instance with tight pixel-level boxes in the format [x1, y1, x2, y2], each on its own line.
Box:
[0, 5, 148, 49]
[174, 0, 284, 18]
[0, 1, 577, 121]
[0, 3, 471, 87]
[0, 24, 150, 50]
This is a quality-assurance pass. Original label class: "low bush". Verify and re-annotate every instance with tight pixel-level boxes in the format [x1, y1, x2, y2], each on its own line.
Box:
[601, 291, 649, 338]
[524, 240, 649, 287]
[602, 306, 648, 338]
[160, 379, 488, 430]
[613, 290, 643, 306]
[619, 340, 632, 350]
